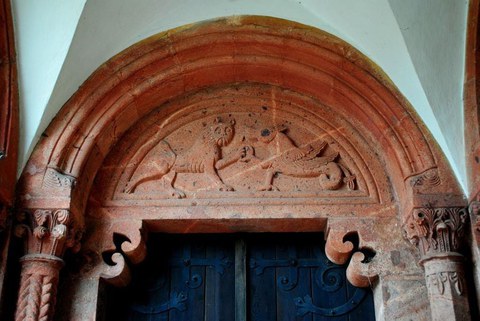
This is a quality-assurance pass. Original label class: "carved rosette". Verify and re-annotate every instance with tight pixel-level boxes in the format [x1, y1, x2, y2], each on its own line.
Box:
[404, 207, 467, 260]
[14, 209, 83, 321]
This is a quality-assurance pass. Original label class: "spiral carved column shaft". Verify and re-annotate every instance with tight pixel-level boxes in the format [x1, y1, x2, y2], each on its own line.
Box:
[404, 207, 471, 321]
[15, 255, 63, 321]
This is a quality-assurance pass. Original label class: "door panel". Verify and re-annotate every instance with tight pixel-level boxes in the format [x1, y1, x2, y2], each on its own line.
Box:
[247, 234, 375, 321]
[105, 234, 374, 321]
[107, 235, 235, 321]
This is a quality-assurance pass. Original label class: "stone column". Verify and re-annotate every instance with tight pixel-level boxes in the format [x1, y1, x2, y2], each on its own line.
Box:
[404, 207, 471, 321]
[14, 209, 82, 321]
[15, 255, 63, 321]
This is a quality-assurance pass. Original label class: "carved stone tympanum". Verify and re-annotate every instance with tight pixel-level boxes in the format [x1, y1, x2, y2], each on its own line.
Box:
[123, 115, 355, 198]
[124, 107, 356, 198]
[97, 85, 375, 210]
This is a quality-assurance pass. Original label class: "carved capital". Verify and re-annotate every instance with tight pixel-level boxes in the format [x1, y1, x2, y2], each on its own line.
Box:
[14, 209, 83, 257]
[469, 198, 480, 245]
[404, 207, 467, 261]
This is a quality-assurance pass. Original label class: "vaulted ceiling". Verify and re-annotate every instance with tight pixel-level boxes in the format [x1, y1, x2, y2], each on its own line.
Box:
[11, 0, 469, 191]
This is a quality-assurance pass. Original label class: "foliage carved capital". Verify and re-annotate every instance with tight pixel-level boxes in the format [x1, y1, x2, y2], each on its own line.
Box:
[469, 197, 480, 246]
[404, 207, 467, 261]
[14, 208, 83, 257]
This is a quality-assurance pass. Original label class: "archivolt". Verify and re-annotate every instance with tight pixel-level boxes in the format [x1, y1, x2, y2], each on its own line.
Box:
[17, 16, 463, 238]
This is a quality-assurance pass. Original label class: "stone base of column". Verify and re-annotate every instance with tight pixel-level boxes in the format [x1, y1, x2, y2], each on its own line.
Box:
[15, 254, 64, 321]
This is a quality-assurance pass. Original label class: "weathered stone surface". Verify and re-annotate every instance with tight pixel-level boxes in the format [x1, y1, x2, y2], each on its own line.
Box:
[466, 2, 480, 313]
[374, 275, 430, 321]
[465, 0, 480, 203]
[15, 255, 63, 321]
[12, 16, 469, 321]
[404, 206, 471, 320]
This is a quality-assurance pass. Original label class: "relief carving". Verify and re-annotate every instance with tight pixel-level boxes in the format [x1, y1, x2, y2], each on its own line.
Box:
[405, 208, 471, 320]
[16, 266, 58, 321]
[14, 209, 83, 256]
[13, 209, 83, 321]
[124, 117, 251, 198]
[426, 271, 464, 296]
[469, 196, 480, 245]
[122, 115, 356, 198]
[43, 167, 76, 189]
[410, 168, 441, 189]
[404, 207, 467, 259]
[15, 256, 63, 321]
[248, 126, 355, 191]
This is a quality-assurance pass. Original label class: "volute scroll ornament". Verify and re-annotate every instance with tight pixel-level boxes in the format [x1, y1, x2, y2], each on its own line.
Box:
[43, 167, 76, 189]
[325, 228, 378, 288]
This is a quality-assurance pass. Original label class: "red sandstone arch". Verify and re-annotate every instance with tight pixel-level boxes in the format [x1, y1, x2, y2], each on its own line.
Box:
[17, 16, 463, 212]
[14, 16, 468, 321]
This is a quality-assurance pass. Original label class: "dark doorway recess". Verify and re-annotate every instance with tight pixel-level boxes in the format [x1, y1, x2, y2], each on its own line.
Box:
[105, 233, 375, 321]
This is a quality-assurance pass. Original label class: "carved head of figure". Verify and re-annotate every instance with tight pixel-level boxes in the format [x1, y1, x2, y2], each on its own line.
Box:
[210, 117, 235, 147]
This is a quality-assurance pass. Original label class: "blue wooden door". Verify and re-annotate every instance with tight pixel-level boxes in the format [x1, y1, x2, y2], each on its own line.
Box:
[105, 234, 375, 321]
[248, 234, 375, 321]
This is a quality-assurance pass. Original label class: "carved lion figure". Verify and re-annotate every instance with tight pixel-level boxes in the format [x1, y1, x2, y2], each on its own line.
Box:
[124, 117, 248, 198]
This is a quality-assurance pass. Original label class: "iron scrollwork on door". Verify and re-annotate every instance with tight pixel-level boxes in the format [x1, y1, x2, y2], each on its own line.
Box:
[128, 243, 232, 318]
[250, 245, 369, 318]
[169, 245, 232, 289]
[131, 291, 188, 315]
[295, 290, 368, 317]
[110, 234, 374, 321]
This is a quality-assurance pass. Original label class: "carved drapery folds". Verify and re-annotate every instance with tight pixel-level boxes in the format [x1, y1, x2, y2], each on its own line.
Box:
[404, 207, 470, 321]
